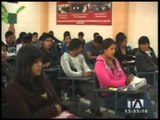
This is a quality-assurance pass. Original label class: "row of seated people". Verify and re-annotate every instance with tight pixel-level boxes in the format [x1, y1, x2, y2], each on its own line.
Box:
[2, 31, 158, 95]
[3, 30, 85, 58]
[1, 29, 156, 113]
[2, 38, 156, 118]
[2, 30, 87, 71]
[2, 31, 158, 96]
[59, 38, 156, 118]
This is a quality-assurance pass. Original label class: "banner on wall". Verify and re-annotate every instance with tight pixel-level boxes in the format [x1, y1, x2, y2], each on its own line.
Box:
[56, 2, 112, 25]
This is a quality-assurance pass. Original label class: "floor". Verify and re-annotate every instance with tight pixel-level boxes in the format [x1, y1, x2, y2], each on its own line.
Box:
[62, 94, 158, 118]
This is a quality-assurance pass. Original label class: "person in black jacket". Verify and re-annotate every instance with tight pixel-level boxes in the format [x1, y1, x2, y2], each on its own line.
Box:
[136, 36, 158, 72]
[49, 31, 62, 55]
[115, 32, 134, 75]
[135, 36, 158, 85]
[40, 33, 60, 68]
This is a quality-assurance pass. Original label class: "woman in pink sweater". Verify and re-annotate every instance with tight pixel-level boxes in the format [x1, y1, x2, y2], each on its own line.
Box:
[95, 38, 155, 118]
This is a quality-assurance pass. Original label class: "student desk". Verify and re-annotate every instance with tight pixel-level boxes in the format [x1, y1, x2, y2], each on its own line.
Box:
[136, 70, 158, 90]
[57, 76, 93, 113]
[94, 84, 151, 115]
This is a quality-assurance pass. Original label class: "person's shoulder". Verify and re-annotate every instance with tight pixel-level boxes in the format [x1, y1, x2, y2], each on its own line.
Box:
[61, 52, 70, 60]
[62, 52, 69, 57]
[43, 74, 52, 84]
[135, 49, 144, 56]
[78, 54, 84, 59]
[84, 41, 93, 49]
[6, 78, 19, 89]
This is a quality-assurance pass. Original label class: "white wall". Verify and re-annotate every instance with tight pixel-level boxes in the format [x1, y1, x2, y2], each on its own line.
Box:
[128, 2, 158, 56]
[48, 2, 113, 41]
[2, 2, 41, 43]
[2, 2, 158, 57]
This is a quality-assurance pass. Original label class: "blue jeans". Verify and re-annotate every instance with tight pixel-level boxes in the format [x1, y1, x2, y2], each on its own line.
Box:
[104, 92, 155, 118]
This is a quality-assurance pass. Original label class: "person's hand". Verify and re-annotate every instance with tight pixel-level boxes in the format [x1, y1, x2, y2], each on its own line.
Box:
[55, 104, 62, 115]
[122, 60, 127, 65]
[83, 71, 93, 78]
[126, 74, 134, 85]
[54, 111, 74, 118]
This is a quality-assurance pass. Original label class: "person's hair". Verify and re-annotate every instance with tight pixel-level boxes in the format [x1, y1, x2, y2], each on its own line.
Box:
[32, 32, 38, 36]
[49, 31, 54, 35]
[68, 38, 82, 51]
[102, 38, 116, 52]
[15, 45, 45, 93]
[93, 32, 99, 38]
[78, 32, 84, 37]
[115, 32, 127, 46]
[93, 35, 103, 44]
[19, 32, 27, 38]
[63, 31, 71, 39]
[22, 33, 32, 44]
[5, 31, 14, 39]
[138, 36, 150, 45]
[39, 33, 53, 41]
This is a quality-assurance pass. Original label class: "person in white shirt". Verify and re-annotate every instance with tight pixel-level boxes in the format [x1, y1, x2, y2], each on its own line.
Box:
[5, 31, 16, 57]
[61, 46, 92, 77]
[60, 38, 102, 116]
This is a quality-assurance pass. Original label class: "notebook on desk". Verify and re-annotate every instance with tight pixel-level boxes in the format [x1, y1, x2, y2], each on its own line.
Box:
[108, 76, 147, 92]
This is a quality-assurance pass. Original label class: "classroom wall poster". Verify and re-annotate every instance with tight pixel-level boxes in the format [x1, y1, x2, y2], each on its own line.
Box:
[56, 2, 112, 25]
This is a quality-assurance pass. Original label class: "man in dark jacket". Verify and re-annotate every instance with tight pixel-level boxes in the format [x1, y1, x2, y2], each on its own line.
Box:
[40, 33, 60, 68]
[135, 36, 158, 86]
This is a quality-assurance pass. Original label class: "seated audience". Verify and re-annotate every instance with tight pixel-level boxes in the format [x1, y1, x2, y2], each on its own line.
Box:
[135, 36, 158, 85]
[135, 36, 158, 72]
[93, 32, 100, 39]
[60, 31, 71, 55]
[84, 35, 103, 69]
[40, 33, 60, 68]
[78, 32, 85, 48]
[61, 38, 102, 116]
[5, 31, 17, 57]
[31, 32, 39, 46]
[115, 32, 134, 74]
[5, 45, 64, 118]
[16, 33, 33, 53]
[95, 38, 155, 118]
[16, 32, 26, 44]
[48, 30, 62, 54]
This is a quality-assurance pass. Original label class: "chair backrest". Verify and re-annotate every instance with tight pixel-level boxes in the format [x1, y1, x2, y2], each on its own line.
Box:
[94, 74, 104, 98]
[134, 65, 158, 89]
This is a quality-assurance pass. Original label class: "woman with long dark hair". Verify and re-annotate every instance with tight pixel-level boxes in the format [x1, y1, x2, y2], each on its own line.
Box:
[115, 32, 134, 75]
[5, 45, 62, 118]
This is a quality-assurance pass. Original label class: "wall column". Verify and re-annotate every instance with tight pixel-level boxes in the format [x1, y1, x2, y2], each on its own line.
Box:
[112, 2, 129, 39]
[40, 2, 49, 34]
